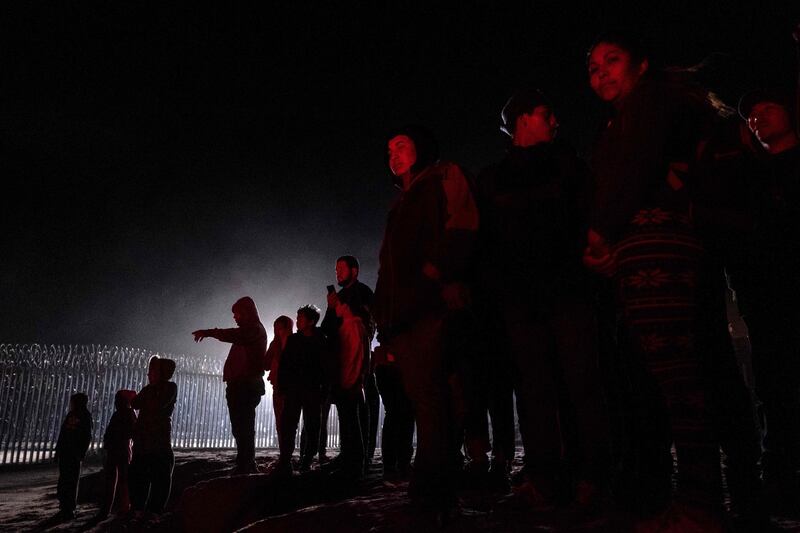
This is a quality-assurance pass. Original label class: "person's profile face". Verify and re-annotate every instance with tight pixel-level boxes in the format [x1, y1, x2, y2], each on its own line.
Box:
[388, 135, 417, 177]
[588, 42, 647, 105]
[336, 260, 356, 286]
[516, 105, 559, 145]
[748, 101, 793, 144]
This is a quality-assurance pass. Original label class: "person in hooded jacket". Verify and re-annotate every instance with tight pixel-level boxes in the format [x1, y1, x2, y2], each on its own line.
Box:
[476, 89, 609, 507]
[193, 296, 268, 473]
[373, 124, 479, 518]
[55, 392, 93, 520]
[129, 357, 177, 515]
[97, 389, 137, 518]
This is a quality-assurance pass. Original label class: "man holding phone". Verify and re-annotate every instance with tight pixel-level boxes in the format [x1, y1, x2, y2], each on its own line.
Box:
[314, 255, 375, 465]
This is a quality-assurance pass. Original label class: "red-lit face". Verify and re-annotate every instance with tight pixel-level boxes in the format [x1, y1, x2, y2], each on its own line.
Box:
[747, 101, 794, 145]
[336, 260, 356, 287]
[388, 135, 417, 177]
[233, 310, 244, 326]
[515, 105, 559, 146]
[588, 42, 648, 106]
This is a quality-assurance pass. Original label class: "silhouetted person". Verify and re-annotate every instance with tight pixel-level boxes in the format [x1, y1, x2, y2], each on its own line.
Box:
[737, 87, 800, 512]
[477, 89, 609, 506]
[265, 315, 294, 447]
[319, 255, 377, 465]
[374, 124, 479, 518]
[97, 389, 137, 519]
[55, 392, 92, 520]
[274, 305, 326, 475]
[193, 296, 268, 473]
[130, 357, 177, 516]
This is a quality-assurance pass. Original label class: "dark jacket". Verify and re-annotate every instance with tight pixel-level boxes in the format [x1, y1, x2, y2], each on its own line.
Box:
[735, 145, 800, 314]
[477, 140, 592, 309]
[277, 328, 327, 390]
[56, 401, 93, 461]
[132, 380, 177, 453]
[103, 407, 136, 463]
[103, 390, 136, 464]
[215, 298, 268, 388]
[373, 161, 479, 338]
[321, 280, 375, 339]
[590, 78, 715, 243]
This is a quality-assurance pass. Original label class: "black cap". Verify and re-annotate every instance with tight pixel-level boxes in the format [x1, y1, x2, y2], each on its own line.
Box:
[738, 87, 794, 120]
[500, 89, 552, 137]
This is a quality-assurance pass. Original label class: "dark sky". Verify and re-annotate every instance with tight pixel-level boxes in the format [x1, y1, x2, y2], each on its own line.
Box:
[3, 2, 798, 357]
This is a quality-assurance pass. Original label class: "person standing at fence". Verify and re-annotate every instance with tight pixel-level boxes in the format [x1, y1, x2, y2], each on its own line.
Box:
[319, 255, 377, 466]
[193, 296, 269, 474]
[274, 305, 326, 476]
[265, 315, 294, 447]
[129, 357, 177, 517]
[54, 392, 92, 521]
[96, 389, 137, 519]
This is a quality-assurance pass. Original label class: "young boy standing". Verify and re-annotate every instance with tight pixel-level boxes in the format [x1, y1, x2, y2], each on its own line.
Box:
[55, 392, 93, 520]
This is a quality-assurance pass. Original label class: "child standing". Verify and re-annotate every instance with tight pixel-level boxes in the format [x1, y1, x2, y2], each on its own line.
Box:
[55, 392, 93, 520]
[265, 315, 294, 446]
[129, 357, 177, 516]
[97, 389, 137, 518]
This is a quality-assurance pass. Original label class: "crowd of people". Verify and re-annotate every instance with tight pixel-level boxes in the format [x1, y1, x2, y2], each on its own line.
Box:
[50, 29, 799, 532]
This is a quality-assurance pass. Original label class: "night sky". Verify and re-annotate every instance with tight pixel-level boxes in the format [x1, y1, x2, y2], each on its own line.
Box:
[4, 2, 798, 357]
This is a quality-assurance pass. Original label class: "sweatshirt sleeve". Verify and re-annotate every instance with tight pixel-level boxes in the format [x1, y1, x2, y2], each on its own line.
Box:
[429, 163, 480, 282]
[210, 324, 264, 345]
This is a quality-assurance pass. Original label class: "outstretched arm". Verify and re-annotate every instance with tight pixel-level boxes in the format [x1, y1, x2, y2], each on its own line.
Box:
[192, 325, 262, 344]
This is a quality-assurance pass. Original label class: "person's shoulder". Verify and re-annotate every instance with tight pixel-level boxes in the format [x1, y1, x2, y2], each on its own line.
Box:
[435, 161, 472, 182]
[355, 280, 373, 295]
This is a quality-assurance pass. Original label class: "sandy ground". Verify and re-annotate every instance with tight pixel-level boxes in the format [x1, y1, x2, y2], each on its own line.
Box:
[0, 448, 798, 532]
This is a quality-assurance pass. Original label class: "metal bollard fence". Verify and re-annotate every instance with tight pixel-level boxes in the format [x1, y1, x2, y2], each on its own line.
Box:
[0, 344, 380, 466]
